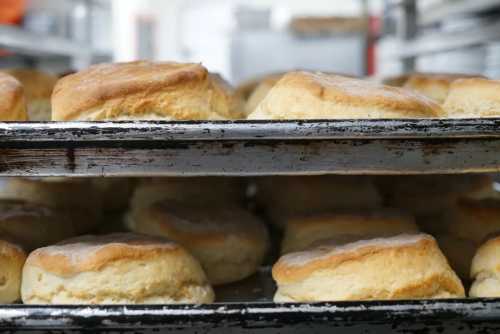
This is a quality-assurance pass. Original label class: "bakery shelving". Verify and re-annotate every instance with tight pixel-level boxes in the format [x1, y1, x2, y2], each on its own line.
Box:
[0, 0, 112, 69]
[420, 0, 500, 25]
[0, 25, 109, 58]
[382, 19, 500, 60]
[0, 117, 499, 333]
[0, 119, 499, 176]
[1, 299, 499, 332]
[379, 0, 500, 73]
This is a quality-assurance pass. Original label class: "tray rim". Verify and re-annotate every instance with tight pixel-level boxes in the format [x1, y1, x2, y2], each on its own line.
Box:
[0, 118, 500, 141]
[1, 299, 499, 328]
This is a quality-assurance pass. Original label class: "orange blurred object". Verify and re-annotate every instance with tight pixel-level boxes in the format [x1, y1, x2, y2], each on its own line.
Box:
[0, 0, 26, 24]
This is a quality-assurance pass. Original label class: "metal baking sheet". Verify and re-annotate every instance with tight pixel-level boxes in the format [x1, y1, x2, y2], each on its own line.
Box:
[0, 299, 499, 333]
[0, 119, 499, 176]
[1, 267, 498, 333]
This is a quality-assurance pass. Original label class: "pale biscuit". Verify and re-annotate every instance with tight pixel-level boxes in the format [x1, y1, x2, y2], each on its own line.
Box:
[3, 68, 57, 120]
[130, 177, 246, 212]
[129, 202, 269, 285]
[255, 176, 382, 227]
[470, 236, 500, 297]
[21, 233, 214, 304]
[273, 234, 464, 302]
[0, 239, 26, 303]
[0, 72, 27, 121]
[403, 72, 483, 103]
[443, 78, 500, 117]
[281, 209, 418, 254]
[247, 71, 443, 119]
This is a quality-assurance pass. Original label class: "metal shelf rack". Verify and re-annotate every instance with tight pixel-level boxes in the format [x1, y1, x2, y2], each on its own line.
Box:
[1, 299, 499, 333]
[420, 0, 500, 25]
[380, 0, 500, 72]
[0, 119, 499, 333]
[0, 119, 499, 176]
[0, 25, 109, 59]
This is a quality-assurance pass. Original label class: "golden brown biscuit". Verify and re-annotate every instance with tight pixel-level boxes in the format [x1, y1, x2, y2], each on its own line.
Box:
[244, 73, 283, 115]
[21, 233, 214, 304]
[380, 73, 411, 87]
[3, 68, 57, 120]
[0, 72, 27, 121]
[272, 234, 464, 302]
[470, 235, 500, 297]
[0, 239, 26, 303]
[443, 78, 500, 117]
[130, 177, 247, 212]
[0, 199, 85, 251]
[281, 209, 418, 254]
[92, 178, 135, 212]
[403, 72, 483, 103]
[255, 176, 382, 227]
[129, 201, 269, 285]
[52, 61, 242, 121]
[235, 72, 286, 102]
[379, 174, 494, 217]
[247, 71, 443, 119]
[0, 178, 102, 233]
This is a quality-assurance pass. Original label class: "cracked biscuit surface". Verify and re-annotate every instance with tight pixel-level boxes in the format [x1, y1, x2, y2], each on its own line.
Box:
[52, 61, 243, 121]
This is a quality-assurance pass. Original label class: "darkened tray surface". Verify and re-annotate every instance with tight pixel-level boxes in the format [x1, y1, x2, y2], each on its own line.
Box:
[0, 119, 499, 176]
[1, 268, 498, 333]
[0, 299, 499, 333]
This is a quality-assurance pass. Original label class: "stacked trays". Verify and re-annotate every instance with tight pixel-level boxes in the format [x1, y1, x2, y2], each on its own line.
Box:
[0, 119, 500, 176]
[0, 119, 500, 333]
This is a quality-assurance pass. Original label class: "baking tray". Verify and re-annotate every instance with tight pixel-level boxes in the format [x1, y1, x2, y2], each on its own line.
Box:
[1, 299, 499, 333]
[0, 119, 499, 176]
[1, 267, 499, 333]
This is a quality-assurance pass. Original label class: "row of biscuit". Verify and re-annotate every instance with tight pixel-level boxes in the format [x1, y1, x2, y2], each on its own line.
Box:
[242, 71, 500, 119]
[1, 61, 500, 121]
[0, 177, 270, 304]
[0, 69, 56, 121]
[273, 230, 500, 301]
[46, 65, 500, 120]
[0, 60, 499, 305]
[256, 175, 500, 301]
[2, 174, 500, 303]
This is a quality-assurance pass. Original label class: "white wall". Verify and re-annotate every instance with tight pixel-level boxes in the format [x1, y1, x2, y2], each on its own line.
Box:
[110, 0, 381, 78]
[111, 0, 156, 61]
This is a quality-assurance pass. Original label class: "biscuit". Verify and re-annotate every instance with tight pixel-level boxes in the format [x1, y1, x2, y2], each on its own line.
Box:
[247, 71, 443, 119]
[281, 209, 418, 253]
[52, 61, 242, 120]
[129, 202, 269, 285]
[0, 72, 27, 121]
[21, 233, 214, 304]
[273, 234, 464, 302]
[470, 235, 500, 297]
[0, 239, 26, 303]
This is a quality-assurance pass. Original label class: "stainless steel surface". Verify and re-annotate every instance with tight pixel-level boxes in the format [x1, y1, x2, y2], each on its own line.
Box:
[3, 119, 500, 140]
[0, 299, 499, 333]
[420, 0, 500, 26]
[0, 25, 108, 58]
[0, 119, 499, 176]
[396, 0, 417, 71]
[384, 20, 500, 59]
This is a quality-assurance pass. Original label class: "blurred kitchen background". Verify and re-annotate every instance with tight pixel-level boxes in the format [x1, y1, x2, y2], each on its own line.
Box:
[1, 0, 500, 83]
